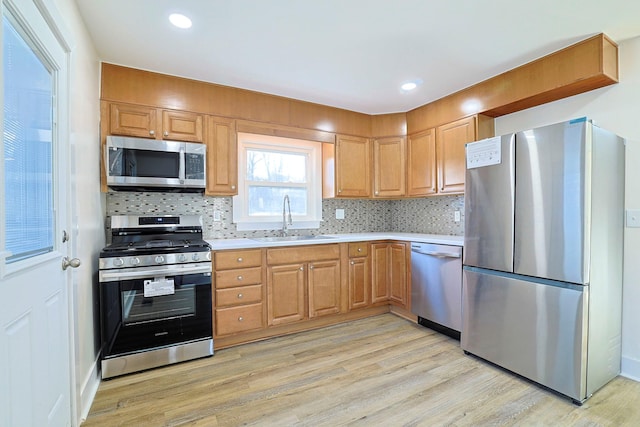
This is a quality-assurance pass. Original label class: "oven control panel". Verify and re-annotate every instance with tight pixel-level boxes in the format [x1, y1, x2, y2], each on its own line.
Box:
[99, 250, 212, 270]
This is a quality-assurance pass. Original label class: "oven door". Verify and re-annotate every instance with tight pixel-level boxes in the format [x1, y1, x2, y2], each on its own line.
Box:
[100, 266, 212, 358]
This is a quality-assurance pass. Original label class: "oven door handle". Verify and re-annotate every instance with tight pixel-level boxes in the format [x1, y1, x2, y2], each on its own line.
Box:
[99, 264, 212, 282]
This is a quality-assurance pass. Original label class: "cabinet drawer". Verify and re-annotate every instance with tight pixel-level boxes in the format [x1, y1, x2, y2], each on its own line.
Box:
[215, 267, 262, 289]
[348, 242, 369, 257]
[215, 249, 262, 270]
[215, 303, 264, 336]
[216, 285, 262, 307]
[267, 244, 339, 265]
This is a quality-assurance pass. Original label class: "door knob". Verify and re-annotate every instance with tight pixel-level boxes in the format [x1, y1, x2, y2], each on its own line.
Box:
[62, 257, 81, 271]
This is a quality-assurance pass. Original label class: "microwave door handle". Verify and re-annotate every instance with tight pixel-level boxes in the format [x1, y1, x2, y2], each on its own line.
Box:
[179, 146, 186, 182]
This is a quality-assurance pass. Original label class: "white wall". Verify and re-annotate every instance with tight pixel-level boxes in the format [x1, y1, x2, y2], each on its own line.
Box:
[495, 35, 640, 381]
[52, 0, 103, 422]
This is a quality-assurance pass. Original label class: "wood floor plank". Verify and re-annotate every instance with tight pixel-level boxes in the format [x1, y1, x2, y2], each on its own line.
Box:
[83, 314, 640, 426]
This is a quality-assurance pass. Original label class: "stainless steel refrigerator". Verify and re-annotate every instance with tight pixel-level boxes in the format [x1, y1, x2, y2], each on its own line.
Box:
[462, 118, 624, 404]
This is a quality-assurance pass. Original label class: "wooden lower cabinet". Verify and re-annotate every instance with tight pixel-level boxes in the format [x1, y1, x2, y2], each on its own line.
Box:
[215, 303, 263, 336]
[388, 243, 409, 307]
[348, 242, 370, 310]
[214, 249, 266, 337]
[371, 243, 390, 303]
[213, 241, 410, 348]
[371, 242, 409, 309]
[267, 263, 306, 326]
[349, 257, 370, 309]
[308, 260, 341, 318]
[267, 247, 341, 325]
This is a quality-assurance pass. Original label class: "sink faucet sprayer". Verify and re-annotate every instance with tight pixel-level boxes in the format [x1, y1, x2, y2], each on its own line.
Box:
[282, 194, 292, 236]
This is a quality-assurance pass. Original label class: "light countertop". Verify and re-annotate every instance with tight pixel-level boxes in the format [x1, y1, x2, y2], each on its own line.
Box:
[207, 232, 463, 251]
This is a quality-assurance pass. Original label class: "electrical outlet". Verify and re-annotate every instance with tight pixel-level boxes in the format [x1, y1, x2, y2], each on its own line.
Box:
[454, 210, 461, 223]
[335, 209, 345, 220]
[213, 210, 222, 222]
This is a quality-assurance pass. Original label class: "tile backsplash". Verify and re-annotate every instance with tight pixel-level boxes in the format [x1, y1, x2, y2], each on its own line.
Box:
[106, 192, 464, 240]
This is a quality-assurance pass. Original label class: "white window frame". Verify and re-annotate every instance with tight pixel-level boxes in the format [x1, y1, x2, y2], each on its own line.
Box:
[233, 132, 323, 231]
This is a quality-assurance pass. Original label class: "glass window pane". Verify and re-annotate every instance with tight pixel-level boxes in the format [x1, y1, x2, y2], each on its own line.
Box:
[246, 149, 307, 183]
[247, 187, 307, 216]
[3, 16, 54, 263]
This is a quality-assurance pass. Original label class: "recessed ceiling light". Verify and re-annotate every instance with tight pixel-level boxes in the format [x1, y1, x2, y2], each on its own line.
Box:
[169, 13, 192, 29]
[401, 82, 418, 91]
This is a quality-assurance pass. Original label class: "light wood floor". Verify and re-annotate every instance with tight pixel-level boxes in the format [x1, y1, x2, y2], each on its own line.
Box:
[83, 314, 640, 426]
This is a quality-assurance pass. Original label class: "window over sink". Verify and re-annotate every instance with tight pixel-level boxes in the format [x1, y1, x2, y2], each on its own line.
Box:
[233, 133, 322, 231]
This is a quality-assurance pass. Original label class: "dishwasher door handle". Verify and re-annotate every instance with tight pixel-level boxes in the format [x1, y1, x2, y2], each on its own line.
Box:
[412, 250, 461, 258]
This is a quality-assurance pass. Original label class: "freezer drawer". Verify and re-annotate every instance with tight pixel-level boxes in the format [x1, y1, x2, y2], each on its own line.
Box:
[461, 267, 588, 401]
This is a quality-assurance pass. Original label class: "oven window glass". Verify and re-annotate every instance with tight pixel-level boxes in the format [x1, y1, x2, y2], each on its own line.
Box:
[121, 284, 196, 325]
[109, 148, 180, 178]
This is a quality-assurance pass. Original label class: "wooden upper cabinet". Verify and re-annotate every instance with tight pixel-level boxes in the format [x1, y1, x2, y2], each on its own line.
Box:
[436, 116, 477, 194]
[108, 102, 204, 143]
[335, 135, 371, 197]
[407, 129, 437, 197]
[161, 110, 204, 143]
[373, 136, 406, 198]
[109, 103, 158, 138]
[205, 116, 238, 196]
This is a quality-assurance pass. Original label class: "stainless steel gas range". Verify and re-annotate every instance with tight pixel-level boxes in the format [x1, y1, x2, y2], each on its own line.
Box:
[98, 215, 213, 379]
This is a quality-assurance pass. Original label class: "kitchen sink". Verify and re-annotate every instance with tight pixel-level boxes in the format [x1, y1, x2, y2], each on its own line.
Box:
[251, 235, 335, 242]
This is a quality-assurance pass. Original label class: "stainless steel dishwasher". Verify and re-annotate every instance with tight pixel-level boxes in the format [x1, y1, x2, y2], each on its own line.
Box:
[410, 242, 462, 339]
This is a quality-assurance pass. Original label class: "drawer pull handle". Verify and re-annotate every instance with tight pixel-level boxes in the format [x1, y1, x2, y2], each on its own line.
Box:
[237, 293, 243, 299]
[237, 257, 243, 262]
[238, 316, 244, 322]
[237, 275, 243, 281]
[357, 248, 362, 252]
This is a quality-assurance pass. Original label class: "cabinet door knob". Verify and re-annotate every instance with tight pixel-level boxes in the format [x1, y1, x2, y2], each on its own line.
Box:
[375, 191, 379, 195]
[299, 266, 304, 271]
[238, 316, 244, 322]
[350, 261, 355, 265]
[231, 185, 236, 190]
[163, 130, 169, 137]
[237, 257, 243, 262]
[357, 248, 362, 252]
[309, 265, 314, 270]
[237, 275, 243, 281]
[237, 293, 243, 299]
[149, 130, 155, 136]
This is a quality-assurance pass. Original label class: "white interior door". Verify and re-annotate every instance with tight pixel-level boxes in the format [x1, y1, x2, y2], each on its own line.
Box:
[0, 0, 74, 425]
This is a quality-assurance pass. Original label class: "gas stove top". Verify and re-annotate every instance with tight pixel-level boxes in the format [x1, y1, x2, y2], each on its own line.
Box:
[100, 215, 211, 269]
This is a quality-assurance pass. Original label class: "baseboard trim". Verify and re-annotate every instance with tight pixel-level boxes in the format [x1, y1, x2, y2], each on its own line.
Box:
[621, 356, 640, 382]
[79, 357, 101, 423]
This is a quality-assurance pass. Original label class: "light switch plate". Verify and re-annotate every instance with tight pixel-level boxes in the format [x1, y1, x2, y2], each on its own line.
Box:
[213, 210, 222, 222]
[454, 210, 461, 223]
[627, 209, 640, 227]
[335, 209, 345, 220]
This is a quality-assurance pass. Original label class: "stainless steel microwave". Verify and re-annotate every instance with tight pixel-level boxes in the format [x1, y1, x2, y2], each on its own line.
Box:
[105, 136, 206, 191]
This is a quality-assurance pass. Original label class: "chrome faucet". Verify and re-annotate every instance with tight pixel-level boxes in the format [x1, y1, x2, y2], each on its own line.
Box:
[282, 194, 292, 236]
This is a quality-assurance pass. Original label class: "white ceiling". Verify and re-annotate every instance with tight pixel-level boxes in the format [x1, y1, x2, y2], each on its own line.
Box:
[75, 0, 640, 115]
